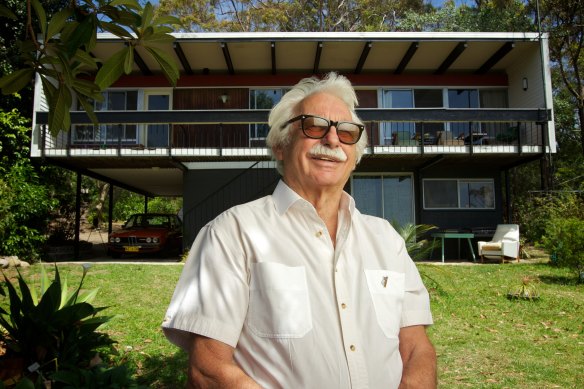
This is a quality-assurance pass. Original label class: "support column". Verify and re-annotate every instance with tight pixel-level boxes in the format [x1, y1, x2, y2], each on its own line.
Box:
[108, 184, 114, 234]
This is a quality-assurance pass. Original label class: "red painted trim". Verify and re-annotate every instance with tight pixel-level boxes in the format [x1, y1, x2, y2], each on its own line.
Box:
[110, 73, 508, 88]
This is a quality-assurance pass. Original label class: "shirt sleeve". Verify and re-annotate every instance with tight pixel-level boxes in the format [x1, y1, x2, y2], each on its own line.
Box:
[162, 219, 250, 350]
[391, 226, 434, 328]
[401, 256, 434, 327]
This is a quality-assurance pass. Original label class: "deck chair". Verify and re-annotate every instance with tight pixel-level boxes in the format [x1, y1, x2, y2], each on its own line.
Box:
[477, 224, 520, 263]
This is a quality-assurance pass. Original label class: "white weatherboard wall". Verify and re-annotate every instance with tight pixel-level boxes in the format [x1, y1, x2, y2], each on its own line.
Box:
[507, 36, 556, 152]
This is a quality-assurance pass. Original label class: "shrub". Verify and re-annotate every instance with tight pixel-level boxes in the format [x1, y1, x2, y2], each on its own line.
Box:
[392, 222, 438, 261]
[0, 264, 137, 387]
[516, 192, 584, 243]
[540, 217, 584, 282]
[0, 163, 55, 261]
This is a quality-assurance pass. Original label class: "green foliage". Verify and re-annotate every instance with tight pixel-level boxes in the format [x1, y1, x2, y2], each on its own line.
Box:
[397, 0, 534, 32]
[0, 264, 137, 387]
[540, 217, 584, 280]
[0, 109, 31, 171]
[0, 1, 179, 136]
[516, 192, 584, 244]
[392, 222, 438, 261]
[110, 189, 182, 222]
[0, 163, 55, 261]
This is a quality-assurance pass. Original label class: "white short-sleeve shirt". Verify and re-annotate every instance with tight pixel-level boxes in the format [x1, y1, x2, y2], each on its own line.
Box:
[162, 180, 433, 389]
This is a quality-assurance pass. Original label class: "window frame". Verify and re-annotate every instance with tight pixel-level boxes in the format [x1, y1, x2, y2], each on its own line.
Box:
[422, 178, 496, 210]
[73, 90, 139, 144]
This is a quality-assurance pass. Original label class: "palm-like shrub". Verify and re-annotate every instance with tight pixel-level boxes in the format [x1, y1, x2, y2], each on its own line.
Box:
[0, 265, 135, 387]
[392, 222, 438, 261]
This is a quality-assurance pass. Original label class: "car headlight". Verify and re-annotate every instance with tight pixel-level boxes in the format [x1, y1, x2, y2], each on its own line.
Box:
[153, 237, 159, 243]
[146, 237, 152, 243]
[109, 237, 114, 243]
[115, 237, 121, 243]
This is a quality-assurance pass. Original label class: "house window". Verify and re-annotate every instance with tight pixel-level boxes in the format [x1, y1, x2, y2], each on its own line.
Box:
[423, 179, 495, 209]
[74, 91, 138, 144]
[447, 89, 480, 139]
[249, 89, 284, 141]
[352, 174, 414, 226]
[381, 90, 414, 145]
[414, 89, 444, 142]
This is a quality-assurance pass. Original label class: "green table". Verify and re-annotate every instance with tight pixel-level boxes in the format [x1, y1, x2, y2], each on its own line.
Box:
[431, 232, 476, 263]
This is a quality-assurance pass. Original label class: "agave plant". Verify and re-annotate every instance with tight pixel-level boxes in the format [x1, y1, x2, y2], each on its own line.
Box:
[392, 222, 438, 261]
[0, 264, 117, 387]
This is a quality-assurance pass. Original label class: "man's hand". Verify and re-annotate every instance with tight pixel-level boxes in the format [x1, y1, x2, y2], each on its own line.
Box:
[398, 325, 437, 388]
[188, 334, 262, 389]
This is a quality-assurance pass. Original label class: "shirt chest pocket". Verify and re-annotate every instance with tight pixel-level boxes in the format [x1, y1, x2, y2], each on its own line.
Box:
[247, 262, 313, 338]
[364, 269, 405, 339]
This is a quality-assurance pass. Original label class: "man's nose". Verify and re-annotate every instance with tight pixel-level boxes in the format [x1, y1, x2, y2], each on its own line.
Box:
[322, 125, 341, 146]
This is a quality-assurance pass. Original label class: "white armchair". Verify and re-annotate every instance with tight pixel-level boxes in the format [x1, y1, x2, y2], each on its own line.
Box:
[477, 224, 520, 263]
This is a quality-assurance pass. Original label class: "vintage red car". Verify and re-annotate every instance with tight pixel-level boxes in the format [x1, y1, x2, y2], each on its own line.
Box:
[107, 213, 183, 258]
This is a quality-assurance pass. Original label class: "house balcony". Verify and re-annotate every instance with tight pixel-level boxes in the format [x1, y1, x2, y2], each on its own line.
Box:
[34, 108, 552, 170]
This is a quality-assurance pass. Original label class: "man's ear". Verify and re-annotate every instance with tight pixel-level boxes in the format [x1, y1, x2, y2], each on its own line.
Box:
[273, 146, 284, 161]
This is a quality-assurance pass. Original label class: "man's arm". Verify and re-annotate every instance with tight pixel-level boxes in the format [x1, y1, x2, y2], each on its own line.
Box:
[187, 334, 262, 389]
[398, 325, 437, 389]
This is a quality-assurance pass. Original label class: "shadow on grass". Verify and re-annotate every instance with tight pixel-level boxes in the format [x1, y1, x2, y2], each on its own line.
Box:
[539, 274, 581, 286]
[136, 350, 189, 388]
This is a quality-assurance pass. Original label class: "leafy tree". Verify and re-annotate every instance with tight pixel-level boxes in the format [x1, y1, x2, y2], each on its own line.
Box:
[397, 0, 533, 32]
[0, 0, 180, 136]
[155, 0, 426, 32]
[0, 109, 56, 260]
[537, 0, 584, 155]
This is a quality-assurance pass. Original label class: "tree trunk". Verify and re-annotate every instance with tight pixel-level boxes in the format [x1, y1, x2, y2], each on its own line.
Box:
[93, 182, 110, 227]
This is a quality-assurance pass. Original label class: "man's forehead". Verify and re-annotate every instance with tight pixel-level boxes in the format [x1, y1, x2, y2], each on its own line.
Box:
[297, 92, 350, 116]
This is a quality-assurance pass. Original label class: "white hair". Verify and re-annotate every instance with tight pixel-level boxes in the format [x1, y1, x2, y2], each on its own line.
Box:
[266, 72, 368, 175]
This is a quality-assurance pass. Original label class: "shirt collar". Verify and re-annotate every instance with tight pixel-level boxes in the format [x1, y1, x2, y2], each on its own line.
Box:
[273, 180, 356, 216]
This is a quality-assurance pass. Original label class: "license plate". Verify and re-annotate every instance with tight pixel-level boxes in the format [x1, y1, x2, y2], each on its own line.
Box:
[124, 246, 140, 252]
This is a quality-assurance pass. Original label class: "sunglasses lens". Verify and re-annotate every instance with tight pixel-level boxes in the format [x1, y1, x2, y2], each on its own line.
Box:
[337, 122, 362, 144]
[302, 116, 329, 139]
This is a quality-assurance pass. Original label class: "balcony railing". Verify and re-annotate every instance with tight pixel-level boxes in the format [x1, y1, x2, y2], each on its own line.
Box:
[36, 108, 551, 156]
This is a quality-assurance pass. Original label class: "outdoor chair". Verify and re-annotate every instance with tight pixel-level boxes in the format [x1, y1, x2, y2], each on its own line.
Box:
[477, 224, 520, 263]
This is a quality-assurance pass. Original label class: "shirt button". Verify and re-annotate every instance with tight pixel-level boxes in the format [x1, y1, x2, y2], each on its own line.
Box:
[316, 230, 323, 237]
[341, 303, 347, 309]
[350, 345, 356, 351]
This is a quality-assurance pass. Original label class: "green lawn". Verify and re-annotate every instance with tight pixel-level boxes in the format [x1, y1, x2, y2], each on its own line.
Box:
[4, 259, 584, 388]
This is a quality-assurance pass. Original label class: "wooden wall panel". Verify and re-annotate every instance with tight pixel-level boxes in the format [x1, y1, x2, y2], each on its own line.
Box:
[173, 88, 250, 147]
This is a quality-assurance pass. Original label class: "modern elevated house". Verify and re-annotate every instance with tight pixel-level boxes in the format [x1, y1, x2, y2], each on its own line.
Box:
[31, 32, 555, 256]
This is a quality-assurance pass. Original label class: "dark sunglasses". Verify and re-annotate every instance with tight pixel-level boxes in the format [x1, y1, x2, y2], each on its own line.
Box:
[282, 114, 365, 145]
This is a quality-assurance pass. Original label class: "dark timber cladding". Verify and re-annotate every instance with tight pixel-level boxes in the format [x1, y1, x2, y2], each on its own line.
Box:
[35, 108, 551, 125]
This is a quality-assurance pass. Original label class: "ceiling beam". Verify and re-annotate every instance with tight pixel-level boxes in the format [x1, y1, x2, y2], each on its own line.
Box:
[173, 42, 193, 75]
[354, 41, 372, 74]
[313, 41, 323, 74]
[271, 41, 276, 75]
[221, 42, 235, 74]
[435, 42, 467, 75]
[475, 41, 515, 74]
[394, 42, 419, 74]
[127, 44, 152, 76]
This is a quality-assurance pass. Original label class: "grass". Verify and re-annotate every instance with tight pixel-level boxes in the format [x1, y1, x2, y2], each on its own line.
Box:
[2, 256, 583, 388]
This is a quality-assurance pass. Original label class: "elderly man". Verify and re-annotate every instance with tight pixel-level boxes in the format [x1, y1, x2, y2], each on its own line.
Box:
[162, 73, 436, 388]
